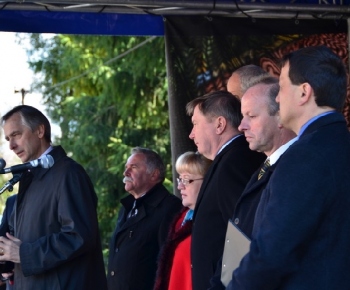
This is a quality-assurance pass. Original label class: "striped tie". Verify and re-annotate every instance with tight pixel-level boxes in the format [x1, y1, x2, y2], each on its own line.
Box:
[258, 158, 270, 180]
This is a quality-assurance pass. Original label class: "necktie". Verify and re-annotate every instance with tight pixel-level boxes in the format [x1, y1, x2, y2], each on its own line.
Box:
[258, 158, 270, 180]
[127, 200, 138, 219]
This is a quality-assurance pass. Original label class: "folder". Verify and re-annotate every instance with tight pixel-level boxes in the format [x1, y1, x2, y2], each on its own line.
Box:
[221, 219, 251, 287]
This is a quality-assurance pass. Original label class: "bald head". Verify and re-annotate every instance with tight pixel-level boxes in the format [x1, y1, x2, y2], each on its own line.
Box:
[227, 64, 270, 99]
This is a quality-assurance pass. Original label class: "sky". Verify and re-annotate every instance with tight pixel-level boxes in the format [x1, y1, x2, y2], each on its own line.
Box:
[0, 32, 60, 164]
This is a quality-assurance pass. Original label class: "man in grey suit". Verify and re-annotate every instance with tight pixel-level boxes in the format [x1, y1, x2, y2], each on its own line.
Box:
[227, 46, 350, 290]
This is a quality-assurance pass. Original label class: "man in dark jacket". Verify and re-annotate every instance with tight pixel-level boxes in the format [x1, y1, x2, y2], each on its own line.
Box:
[0, 194, 17, 289]
[209, 77, 296, 289]
[186, 91, 265, 290]
[107, 147, 182, 290]
[233, 77, 296, 239]
[0, 105, 107, 290]
[227, 46, 350, 289]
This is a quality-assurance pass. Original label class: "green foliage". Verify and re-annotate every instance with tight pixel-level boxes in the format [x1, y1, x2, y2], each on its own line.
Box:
[23, 34, 171, 254]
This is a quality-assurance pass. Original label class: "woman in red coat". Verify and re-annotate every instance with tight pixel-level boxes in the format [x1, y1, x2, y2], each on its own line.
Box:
[154, 151, 212, 290]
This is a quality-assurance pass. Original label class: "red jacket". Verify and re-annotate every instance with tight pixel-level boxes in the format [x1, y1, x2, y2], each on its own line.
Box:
[154, 207, 193, 290]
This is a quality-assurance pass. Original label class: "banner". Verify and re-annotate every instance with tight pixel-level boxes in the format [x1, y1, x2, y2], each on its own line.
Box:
[164, 16, 348, 166]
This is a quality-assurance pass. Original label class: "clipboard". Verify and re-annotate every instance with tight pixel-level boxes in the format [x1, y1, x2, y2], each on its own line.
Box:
[221, 219, 251, 286]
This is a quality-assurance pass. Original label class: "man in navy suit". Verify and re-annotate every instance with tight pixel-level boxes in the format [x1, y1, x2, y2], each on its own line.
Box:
[186, 91, 265, 290]
[227, 46, 350, 290]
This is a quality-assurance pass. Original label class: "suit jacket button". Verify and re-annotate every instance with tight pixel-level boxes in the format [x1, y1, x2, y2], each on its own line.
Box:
[111, 271, 115, 276]
[115, 248, 119, 252]
[234, 218, 239, 224]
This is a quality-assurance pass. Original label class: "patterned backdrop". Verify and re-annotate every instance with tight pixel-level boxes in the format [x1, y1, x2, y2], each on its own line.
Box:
[164, 16, 348, 167]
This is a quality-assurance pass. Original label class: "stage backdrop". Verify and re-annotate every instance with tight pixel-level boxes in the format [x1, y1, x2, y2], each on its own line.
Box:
[164, 16, 348, 181]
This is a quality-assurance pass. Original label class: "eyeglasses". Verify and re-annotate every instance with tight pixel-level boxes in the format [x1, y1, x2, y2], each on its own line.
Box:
[176, 177, 203, 186]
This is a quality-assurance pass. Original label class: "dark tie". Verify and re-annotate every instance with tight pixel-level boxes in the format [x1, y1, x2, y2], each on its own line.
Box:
[127, 200, 138, 219]
[258, 158, 270, 180]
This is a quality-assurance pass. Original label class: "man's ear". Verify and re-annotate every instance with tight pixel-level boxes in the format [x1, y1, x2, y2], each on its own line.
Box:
[299, 83, 313, 106]
[215, 116, 227, 134]
[36, 124, 45, 139]
[151, 169, 160, 182]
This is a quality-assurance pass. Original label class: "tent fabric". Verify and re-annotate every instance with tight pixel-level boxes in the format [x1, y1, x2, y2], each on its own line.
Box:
[1, 1, 350, 36]
[164, 16, 348, 172]
[0, 10, 164, 35]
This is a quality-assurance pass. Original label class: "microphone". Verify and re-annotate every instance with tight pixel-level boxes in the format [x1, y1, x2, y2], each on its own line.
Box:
[0, 155, 54, 174]
[0, 158, 6, 170]
[0, 173, 22, 194]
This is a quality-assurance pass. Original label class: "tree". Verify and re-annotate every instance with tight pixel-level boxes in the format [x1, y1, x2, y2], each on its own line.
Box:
[21, 34, 171, 252]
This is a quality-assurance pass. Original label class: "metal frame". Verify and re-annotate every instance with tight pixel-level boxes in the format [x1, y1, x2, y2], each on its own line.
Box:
[0, 0, 349, 19]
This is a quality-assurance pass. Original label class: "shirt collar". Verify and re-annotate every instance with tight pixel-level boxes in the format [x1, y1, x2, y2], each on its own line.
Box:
[216, 134, 243, 156]
[41, 146, 54, 157]
[298, 111, 335, 138]
[268, 137, 297, 166]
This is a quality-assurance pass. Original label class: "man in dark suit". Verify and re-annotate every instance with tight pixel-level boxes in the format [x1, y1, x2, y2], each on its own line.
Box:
[227, 46, 350, 289]
[233, 77, 296, 238]
[107, 147, 182, 290]
[186, 91, 265, 290]
[209, 77, 296, 289]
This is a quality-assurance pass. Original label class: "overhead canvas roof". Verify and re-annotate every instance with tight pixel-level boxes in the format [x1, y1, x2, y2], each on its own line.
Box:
[0, 0, 349, 35]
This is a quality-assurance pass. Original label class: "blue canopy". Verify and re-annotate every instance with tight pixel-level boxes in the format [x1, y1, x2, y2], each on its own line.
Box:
[0, 10, 164, 35]
[0, 0, 349, 35]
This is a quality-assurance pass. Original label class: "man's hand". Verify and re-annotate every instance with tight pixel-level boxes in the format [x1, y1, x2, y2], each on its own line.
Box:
[0, 233, 22, 263]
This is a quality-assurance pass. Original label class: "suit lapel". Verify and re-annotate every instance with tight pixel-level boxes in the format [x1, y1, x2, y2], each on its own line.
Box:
[118, 205, 146, 231]
[112, 184, 166, 246]
[236, 164, 276, 203]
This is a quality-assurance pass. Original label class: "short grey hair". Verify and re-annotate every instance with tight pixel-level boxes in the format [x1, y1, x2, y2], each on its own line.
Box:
[252, 76, 280, 116]
[1, 105, 52, 143]
[131, 147, 166, 182]
[233, 64, 270, 95]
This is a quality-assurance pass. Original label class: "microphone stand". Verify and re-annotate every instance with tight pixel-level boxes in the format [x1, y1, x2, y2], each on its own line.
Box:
[0, 173, 22, 195]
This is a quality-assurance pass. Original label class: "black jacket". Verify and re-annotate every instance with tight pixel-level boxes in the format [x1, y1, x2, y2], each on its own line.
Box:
[11, 146, 107, 290]
[107, 183, 182, 290]
[191, 135, 265, 290]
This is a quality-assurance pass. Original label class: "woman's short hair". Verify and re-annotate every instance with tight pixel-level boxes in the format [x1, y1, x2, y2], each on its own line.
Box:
[175, 151, 212, 176]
